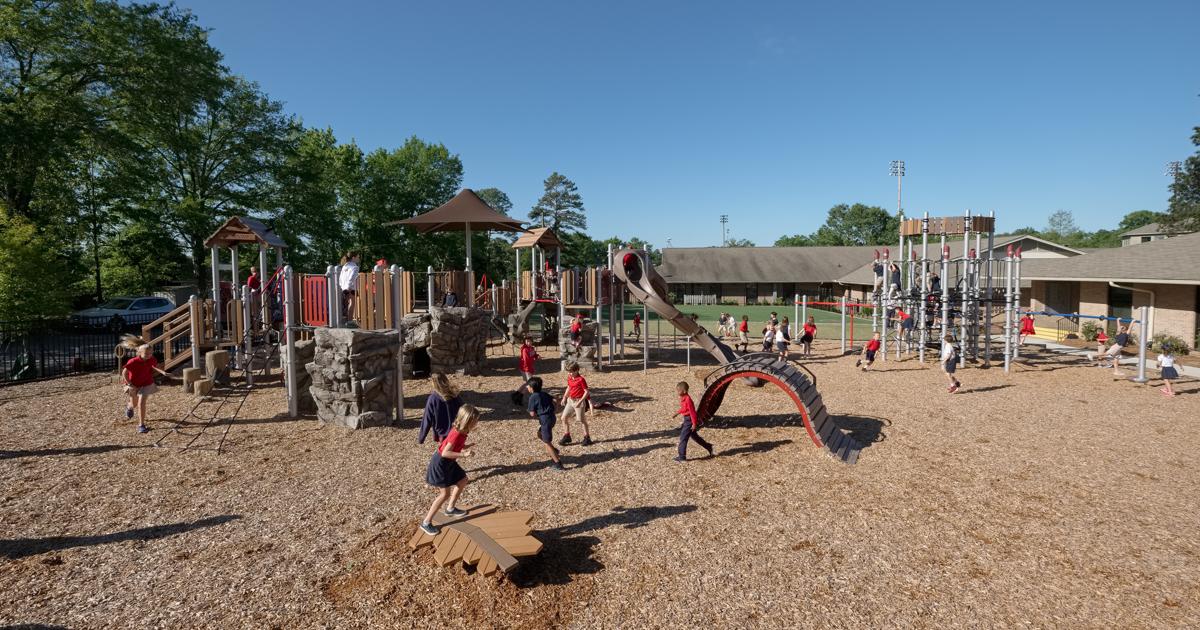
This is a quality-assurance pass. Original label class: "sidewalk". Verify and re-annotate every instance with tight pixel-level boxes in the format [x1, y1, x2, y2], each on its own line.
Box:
[1022, 337, 1200, 378]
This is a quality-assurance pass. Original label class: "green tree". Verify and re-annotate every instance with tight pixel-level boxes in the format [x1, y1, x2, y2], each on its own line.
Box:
[1163, 126, 1200, 233]
[99, 222, 189, 296]
[118, 76, 296, 289]
[529, 172, 586, 232]
[1044, 209, 1079, 240]
[775, 234, 814, 246]
[0, 210, 71, 319]
[1117, 210, 1164, 233]
[474, 187, 513, 215]
[725, 238, 756, 247]
[810, 203, 897, 246]
[559, 231, 605, 267]
[0, 0, 221, 220]
[272, 127, 360, 271]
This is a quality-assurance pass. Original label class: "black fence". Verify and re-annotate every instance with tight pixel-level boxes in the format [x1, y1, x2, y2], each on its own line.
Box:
[0, 314, 184, 386]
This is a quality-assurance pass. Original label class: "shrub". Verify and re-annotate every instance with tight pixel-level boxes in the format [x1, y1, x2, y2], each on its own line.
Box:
[1152, 333, 1190, 356]
[1080, 321, 1101, 342]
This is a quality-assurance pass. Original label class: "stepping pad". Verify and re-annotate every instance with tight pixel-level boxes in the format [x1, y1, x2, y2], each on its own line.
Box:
[408, 504, 542, 577]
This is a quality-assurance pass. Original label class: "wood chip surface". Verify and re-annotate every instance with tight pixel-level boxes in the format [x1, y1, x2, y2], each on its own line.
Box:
[1, 340, 1197, 628]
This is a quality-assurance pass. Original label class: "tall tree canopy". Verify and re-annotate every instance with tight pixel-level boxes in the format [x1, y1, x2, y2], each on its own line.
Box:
[809, 203, 899, 246]
[1118, 210, 1164, 232]
[474, 187, 512, 215]
[529, 172, 586, 232]
[1163, 126, 1200, 233]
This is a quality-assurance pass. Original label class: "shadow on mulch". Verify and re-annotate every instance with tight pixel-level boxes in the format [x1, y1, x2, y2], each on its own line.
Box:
[472, 442, 673, 481]
[0, 514, 242, 560]
[0, 444, 149, 461]
[831, 415, 889, 446]
[955, 384, 1014, 395]
[717, 439, 793, 457]
[479, 386, 655, 422]
[509, 504, 698, 588]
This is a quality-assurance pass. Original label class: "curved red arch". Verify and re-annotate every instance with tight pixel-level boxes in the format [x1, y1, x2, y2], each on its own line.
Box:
[698, 369, 822, 447]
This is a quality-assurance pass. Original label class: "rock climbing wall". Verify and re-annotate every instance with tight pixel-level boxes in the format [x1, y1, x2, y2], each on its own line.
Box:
[306, 328, 399, 429]
[400, 307, 488, 377]
[292, 339, 316, 414]
[560, 319, 601, 372]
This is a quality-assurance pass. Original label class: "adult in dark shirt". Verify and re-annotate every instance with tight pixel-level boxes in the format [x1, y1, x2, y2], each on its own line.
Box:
[442, 290, 458, 308]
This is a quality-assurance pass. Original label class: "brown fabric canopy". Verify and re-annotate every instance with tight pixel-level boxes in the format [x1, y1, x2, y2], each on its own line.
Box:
[388, 189, 525, 233]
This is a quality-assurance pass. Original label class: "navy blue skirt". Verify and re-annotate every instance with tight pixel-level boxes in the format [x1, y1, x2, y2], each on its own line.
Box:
[1162, 366, 1179, 380]
[425, 453, 466, 488]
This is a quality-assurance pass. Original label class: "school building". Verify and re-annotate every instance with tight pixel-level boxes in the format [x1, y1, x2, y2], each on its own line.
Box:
[657, 245, 878, 305]
[1022, 231, 1200, 348]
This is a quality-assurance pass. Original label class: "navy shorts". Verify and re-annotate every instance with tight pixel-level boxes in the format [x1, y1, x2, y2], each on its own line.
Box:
[902, 319, 914, 331]
[538, 416, 556, 443]
[944, 360, 957, 374]
[801, 334, 813, 344]
[865, 350, 876, 362]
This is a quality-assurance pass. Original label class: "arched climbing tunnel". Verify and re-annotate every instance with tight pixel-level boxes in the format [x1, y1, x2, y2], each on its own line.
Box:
[697, 354, 863, 464]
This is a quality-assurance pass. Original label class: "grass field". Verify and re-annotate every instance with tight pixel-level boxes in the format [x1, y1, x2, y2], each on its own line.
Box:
[609, 303, 874, 335]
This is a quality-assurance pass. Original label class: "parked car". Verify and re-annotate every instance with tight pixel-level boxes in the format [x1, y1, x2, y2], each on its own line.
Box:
[70, 296, 177, 331]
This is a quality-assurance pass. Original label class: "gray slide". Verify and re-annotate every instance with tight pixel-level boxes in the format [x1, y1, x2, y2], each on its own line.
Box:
[612, 249, 739, 365]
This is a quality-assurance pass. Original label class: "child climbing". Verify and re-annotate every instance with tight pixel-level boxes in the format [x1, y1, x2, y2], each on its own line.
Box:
[569, 313, 584, 349]
[738, 315, 750, 353]
[511, 336, 540, 406]
[419, 373, 461, 444]
[526, 377, 565, 469]
[122, 342, 168, 433]
[419, 404, 481, 535]
[941, 334, 961, 393]
[670, 381, 713, 462]
[801, 316, 817, 357]
[856, 332, 881, 371]
[1158, 347, 1180, 397]
[558, 363, 593, 446]
[1019, 311, 1036, 345]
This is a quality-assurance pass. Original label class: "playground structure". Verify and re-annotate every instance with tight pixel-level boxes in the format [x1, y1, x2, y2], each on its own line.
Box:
[408, 504, 542, 577]
[614, 248, 862, 462]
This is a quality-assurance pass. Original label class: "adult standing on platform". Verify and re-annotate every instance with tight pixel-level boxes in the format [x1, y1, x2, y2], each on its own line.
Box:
[339, 251, 360, 322]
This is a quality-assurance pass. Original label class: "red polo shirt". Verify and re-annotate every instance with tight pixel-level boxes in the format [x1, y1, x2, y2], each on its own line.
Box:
[566, 374, 588, 399]
[677, 393, 699, 428]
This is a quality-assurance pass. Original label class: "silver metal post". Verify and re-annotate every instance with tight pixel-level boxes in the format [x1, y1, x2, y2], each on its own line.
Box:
[794, 294, 799, 331]
[801, 295, 807, 326]
[242, 284, 253, 386]
[984, 211, 995, 367]
[1133, 305, 1148, 383]
[283, 266, 298, 418]
[331, 264, 344, 328]
[514, 247, 521, 310]
[940, 243, 950, 349]
[391, 265, 405, 423]
[210, 246, 222, 337]
[643, 300, 648, 373]
[1013, 250, 1023, 360]
[840, 296, 847, 355]
[189, 295, 201, 370]
[1003, 247, 1013, 374]
[881, 248, 890, 361]
[919, 213, 929, 363]
[426, 265, 435, 312]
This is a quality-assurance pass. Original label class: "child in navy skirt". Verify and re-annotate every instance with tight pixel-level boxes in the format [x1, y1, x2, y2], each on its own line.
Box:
[419, 404, 481, 536]
[1158, 349, 1180, 397]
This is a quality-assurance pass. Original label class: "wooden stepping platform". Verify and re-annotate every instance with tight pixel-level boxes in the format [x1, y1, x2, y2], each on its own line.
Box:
[697, 356, 864, 464]
[408, 504, 542, 577]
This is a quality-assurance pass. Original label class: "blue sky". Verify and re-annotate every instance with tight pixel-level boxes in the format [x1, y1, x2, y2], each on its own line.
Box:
[181, 0, 1198, 247]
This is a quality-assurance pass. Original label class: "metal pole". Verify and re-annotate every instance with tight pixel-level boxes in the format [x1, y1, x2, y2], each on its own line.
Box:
[940, 243, 950, 349]
[801, 295, 807, 325]
[1133, 305, 1148, 383]
[259, 244, 270, 329]
[210, 246, 221, 337]
[643, 301, 648, 373]
[984, 211, 995, 367]
[559, 272, 566, 372]
[283, 266, 298, 418]
[464, 222, 472, 272]
[960, 249, 969, 368]
[242, 284, 253, 386]
[919, 213, 929, 363]
[331, 265, 344, 328]
[231, 247, 240, 295]
[391, 265, 405, 423]
[1013, 249, 1023, 360]
[840, 296, 847, 355]
[794, 294, 799, 331]
[881, 248, 889, 361]
[426, 265, 435, 312]
[1003, 246, 1013, 374]
[189, 295, 201, 370]
[514, 247, 521, 310]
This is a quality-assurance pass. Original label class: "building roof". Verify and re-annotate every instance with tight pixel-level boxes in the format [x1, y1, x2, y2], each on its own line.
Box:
[1022, 230, 1200, 285]
[389, 189, 526, 233]
[658, 246, 880, 284]
[204, 216, 288, 248]
[1119, 222, 1166, 237]
[512, 227, 563, 249]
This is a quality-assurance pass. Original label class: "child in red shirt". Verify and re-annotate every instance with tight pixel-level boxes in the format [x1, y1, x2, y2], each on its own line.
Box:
[122, 343, 167, 433]
[1018, 312, 1036, 345]
[800, 316, 817, 357]
[558, 363, 592, 446]
[511, 336, 541, 407]
[418, 405, 481, 535]
[632, 312, 641, 341]
[737, 315, 750, 353]
[569, 313, 584, 349]
[855, 332, 882, 371]
[671, 381, 713, 462]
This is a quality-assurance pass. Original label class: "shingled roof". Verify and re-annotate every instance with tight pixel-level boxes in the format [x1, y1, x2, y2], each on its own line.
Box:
[658, 246, 879, 284]
[1021, 231, 1200, 284]
[204, 216, 288, 248]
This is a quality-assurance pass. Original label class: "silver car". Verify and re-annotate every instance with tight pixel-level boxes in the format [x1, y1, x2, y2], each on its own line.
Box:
[70, 296, 177, 330]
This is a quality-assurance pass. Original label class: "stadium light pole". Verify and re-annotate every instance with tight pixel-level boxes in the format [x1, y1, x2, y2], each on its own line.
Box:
[890, 160, 905, 216]
[720, 214, 729, 246]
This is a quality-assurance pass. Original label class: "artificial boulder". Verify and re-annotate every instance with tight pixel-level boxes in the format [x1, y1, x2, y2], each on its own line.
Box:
[306, 328, 399, 429]
[400, 307, 487, 376]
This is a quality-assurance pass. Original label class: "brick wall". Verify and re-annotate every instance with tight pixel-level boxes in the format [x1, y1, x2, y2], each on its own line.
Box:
[1130, 283, 1197, 349]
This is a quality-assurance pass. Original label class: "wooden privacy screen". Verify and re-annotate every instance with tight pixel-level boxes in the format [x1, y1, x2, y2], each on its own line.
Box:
[558, 268, 611, 306]
[430, 271, 472, 307]
[900, 216, 995, 237]
[298, 269, 414, 330]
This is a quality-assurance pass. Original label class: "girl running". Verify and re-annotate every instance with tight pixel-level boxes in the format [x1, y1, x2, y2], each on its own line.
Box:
[418, 404, 482, 535]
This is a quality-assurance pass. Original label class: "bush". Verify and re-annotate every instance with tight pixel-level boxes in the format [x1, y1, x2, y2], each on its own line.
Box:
[1080, 321, 1101, 342]
[1152, 333, 1190, 356]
